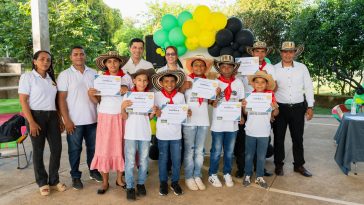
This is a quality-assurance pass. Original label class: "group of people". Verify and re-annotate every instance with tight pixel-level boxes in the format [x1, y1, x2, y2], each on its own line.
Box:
[18, 37, 315, 200]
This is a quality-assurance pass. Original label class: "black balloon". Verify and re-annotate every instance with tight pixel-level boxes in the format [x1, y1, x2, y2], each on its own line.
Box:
[235, 29, 254, 46]
[238, 45, 248, 53]
[241, 53, 252, 57]
[232, 42, 240, 50]
[233, 50, 242, 58]
[220, 46, 234, 56]
[208, 43, 221, 57]
[216, 29, 233, 47]
[226, 17, 243, 34]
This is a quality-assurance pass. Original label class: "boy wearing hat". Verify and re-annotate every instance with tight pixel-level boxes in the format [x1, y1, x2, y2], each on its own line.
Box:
[209, 55, 244, 188]
[121, 68, 157, 200]
[152, 70, 188, 196]
[242, 71, 279, 189]
[273, 41, 314, 177]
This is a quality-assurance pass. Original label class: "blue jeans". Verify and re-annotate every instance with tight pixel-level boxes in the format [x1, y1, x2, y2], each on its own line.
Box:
[124, 140, 150, 189]
[158, 139, 181, 183]
[66, 123, 97, 178]
[183, 126, 208, 179]
[245, 135, 269, 177]
[209, 131, 237, 175]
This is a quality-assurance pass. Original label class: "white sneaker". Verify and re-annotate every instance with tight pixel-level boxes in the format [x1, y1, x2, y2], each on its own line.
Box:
[255, 177, 268, 189]
[185, 178, 198, 191]
[194, 177, 206, 190]
[223, 174, 234, 187]
[243, 175, 251, 187]
[208, 174, 222, 188]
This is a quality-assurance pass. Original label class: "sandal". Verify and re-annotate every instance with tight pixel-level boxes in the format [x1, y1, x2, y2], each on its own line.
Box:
[97, 183, 109, 195]
[116, 180, 126, 189]
[50, 183, 67, 192]
[39, 185, 50, 196]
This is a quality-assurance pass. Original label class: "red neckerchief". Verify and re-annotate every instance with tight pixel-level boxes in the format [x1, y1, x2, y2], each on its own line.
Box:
[131, 87, 148, 92]
[218, 76, 235, 101]
[252, 89, 276, 103]
[259, 60, 267, 71]
[188, 73, 206, 105]
[104, 69, 125, 77]
[161, 88, 177, 104]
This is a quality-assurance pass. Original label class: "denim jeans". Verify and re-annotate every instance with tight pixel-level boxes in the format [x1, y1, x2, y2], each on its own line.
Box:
[66, 123, 97, 179]
[245, 135, 269, 177]
[209, 131, 237, 175]
[158, 139, 181, 183]
[124, 140, 150, 189]
[183, 126, 208, 179]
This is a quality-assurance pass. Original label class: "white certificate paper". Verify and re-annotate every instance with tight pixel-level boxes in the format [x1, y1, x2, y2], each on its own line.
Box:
[245, 93, 272, 112]
[216, 102, 242, 121]
[160, 104, 188, 124]
[124, 92, 154, 113]
[236, 57, 259, 75]
[191, 78, 218, 100]
[94, 75, 121, 96]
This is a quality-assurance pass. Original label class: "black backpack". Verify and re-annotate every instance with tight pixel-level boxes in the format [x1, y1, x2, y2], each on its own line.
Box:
[0, 114, 25, 143]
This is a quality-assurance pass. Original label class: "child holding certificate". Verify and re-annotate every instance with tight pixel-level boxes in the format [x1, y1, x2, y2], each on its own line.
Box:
[209, 55, 245, 188]
[151, 70, 187, 196]
[120, 68, 157, 200]
[89, 51, 128, 194]
[242, 70, 279, 189]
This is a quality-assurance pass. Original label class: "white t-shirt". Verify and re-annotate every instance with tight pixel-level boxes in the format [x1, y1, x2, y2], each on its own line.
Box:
[155, 91, 185, 140]
[245, 111, 271, 137]
[57, 66, 97, 125]
[18, 70, 57, 111]
[120, 74, 134, 90]
[183, 76, 209, 126]
[122, 58, 153, 75]
[210, 78, 244, 132]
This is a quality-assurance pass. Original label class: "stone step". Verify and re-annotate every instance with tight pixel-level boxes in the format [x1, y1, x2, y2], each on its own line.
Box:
[0, 73, 21, 77]
[0, 86, 18, 91]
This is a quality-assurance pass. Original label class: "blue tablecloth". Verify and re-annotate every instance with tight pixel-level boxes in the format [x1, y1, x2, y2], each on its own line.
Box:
[334, 113, 364, 175]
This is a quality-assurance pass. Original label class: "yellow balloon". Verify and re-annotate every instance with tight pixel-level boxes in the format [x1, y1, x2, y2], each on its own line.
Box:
[211, 12, 227, 31]
[182, 19, 200, 37]
[193, 5, 211, 24]
[191, 36, 199, 45]
[185, 38, 199, 50]
[198, 30, 215, 48]
[199, 14, 214, 31]
[156, 48, 162, 54]
[161, 52, 165, 57]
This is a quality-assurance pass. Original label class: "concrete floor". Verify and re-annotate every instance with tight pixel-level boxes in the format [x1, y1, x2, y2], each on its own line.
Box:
[0, 116, 363, 205]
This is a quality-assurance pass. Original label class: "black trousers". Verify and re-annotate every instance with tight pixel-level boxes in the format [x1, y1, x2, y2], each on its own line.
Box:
[272, 103, 306, 168]
[234, 124, 246, 172]
[26, 110, 62, 187]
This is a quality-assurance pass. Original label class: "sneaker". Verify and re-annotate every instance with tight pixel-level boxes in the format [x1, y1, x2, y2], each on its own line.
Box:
[255, 177, 268, 189]
[223, 174, 234, 187]
[185, 178, 198, 191]
[170, 182, 183, 195]
[243, 175, 251, 187]
[159, 182, 168, 196]
[208, 174, 222, 188]
[72, 178, 83, 190]
[136, 184, 147, 196]
[126, 188, 136, 201]
[194, 177, 206, 190]
[89, 172, 103, 182]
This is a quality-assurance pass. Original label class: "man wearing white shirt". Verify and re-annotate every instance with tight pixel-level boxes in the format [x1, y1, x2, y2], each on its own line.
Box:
[122, 38, 154, 75]
[273, 41, 314, 177]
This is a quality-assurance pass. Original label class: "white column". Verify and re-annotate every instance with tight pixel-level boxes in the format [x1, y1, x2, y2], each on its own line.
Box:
[31, 0, 50, 53]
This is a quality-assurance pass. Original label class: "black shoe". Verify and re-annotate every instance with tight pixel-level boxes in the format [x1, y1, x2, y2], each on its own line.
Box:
[235, 170, 244, 178]
[159, 182, 168, 196]
[72, 178, 83, 190]
[136, 184, 146, 196]
[97, 183, 109, 195]
[294, 166, 312, 177]
[275, 166, 284, 176]
[170, 182, 183, 196]
[264, 169, 273, 177]
[90, 171, 103, 182]
[126, 188, 136, 201]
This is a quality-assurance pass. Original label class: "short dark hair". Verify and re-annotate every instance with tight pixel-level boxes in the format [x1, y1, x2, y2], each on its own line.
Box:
[129, 38, 144, 47]
[70, 45, 85, 55]
[160, 74, 177, 82]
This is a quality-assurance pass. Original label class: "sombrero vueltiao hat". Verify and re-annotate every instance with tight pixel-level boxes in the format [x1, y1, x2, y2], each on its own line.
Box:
[185, 55, 213, 74]
[95, 51, 129, 71]
[246, 41, 273, 56]
[248, 70, 276, 90]
[279, 41, 304, 57]
[128, 68, 156, 90]
[213, 55, 240, 74]
[151, 70, 185, 91]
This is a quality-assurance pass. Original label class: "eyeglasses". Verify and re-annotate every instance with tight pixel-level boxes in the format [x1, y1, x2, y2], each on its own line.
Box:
[166, 53, 176, 56]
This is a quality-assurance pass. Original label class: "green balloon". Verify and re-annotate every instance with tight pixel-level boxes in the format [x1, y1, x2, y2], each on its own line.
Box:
[153, 29, 168, 47]
[177, 45, 187, 56]
[344, 98, 353, 105]
[164, 41, 171, 48]
[264, 57, 271, 64]
[168, 27, 186, 46]
[178, 11, 193, 27]
[161, 14, 178, 31]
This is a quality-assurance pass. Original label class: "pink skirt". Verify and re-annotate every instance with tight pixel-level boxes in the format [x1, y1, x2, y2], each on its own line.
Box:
[90, 113, 125, 173]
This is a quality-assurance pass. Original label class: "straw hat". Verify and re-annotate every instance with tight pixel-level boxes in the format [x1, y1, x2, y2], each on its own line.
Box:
[129, 68, 156, 90]
[213, 55, 240, 74]
[151, 70, 185, 91]
[95, 51, 129, 71]
[185, 55, 213, 74]
[246, 41, 273, 56]
[248, 70, 276, 90]
[279, 41, 304, 57]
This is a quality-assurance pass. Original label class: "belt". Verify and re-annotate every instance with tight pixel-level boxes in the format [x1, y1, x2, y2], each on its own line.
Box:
[278, 102, 304, 108]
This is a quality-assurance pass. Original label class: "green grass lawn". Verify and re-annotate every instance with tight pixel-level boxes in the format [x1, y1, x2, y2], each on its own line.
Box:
[0, 99, 21, 114]
[314, 106, 332, 115]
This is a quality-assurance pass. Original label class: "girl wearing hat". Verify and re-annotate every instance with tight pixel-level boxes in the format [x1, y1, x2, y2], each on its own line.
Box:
[242, 71, 279, 189]
[89, 51, 129, 194]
